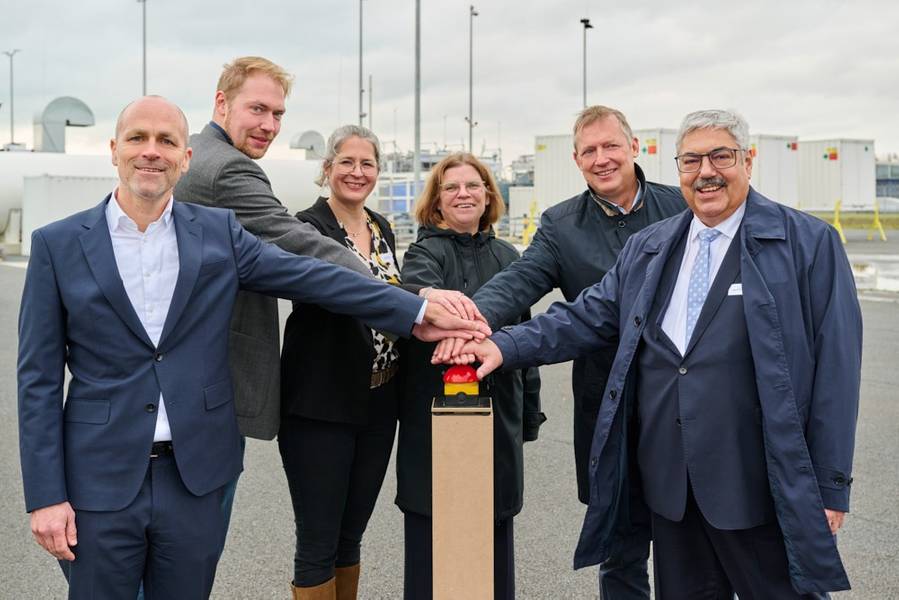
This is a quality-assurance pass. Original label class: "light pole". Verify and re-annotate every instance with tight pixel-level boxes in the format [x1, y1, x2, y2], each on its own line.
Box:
[137, 0, 147, 95]
[414, 0, 421, 193]
[465, 5, 478, 154]
[358, 0, 366, 126]
[3, 49, 21, 145]
[580, 18, 592, 109]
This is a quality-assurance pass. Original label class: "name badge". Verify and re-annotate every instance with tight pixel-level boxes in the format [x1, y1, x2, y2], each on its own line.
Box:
[728, 283, 743, 296]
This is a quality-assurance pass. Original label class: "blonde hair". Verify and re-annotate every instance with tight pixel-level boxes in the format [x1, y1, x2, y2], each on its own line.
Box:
[572, 105, 634, 151]
[216, 56, 294, 102]
[414, 153, 504, 231]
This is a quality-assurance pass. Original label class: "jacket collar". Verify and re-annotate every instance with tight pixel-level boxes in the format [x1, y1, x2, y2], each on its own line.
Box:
[78, 196, 204, 350]
[79, 195, 154, 348]
[640, 186, 783, 254]
[203, 121, 233, 145]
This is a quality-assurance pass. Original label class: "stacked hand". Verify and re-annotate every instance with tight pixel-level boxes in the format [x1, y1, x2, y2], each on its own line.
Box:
[412, 289, 492, 342]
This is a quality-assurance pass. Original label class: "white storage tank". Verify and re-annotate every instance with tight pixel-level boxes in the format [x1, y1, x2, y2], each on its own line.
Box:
[633, 128, 679, 185]
[534, 134, 583, 212]
[22, 175, 118, 255]
[748, 134, 799, 208]
[798, 139, 876, 211]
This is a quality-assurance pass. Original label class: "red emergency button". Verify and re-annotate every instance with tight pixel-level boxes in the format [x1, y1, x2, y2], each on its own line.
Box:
[443, 365, 479, 396]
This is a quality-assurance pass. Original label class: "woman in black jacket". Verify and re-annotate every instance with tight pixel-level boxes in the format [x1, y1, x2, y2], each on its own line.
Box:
[278, 126, 470, 600]
[398, 152, 545, 600]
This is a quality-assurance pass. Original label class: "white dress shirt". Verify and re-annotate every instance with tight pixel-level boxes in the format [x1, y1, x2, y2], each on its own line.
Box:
[661, 201, 746, 356]
[106, 191, 179, 442]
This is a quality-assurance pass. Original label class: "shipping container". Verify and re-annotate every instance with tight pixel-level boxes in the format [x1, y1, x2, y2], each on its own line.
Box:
[534, 134, 584, 212]
[748, 134, 799, 208]
[633, 128, 679, 185]
[508, 186, 536, 219]
[798, 139, 876, 210]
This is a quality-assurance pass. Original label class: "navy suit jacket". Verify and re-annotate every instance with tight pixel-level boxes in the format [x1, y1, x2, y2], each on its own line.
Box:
[492, 189, 861, 593]
[18, 196, 423, 514]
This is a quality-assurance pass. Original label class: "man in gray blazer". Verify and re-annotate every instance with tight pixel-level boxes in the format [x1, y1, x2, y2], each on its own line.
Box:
[173, 57, 479, 549]
[174, 56, 362, 441]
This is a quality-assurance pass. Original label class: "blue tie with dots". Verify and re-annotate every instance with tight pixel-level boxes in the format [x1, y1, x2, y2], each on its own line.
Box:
[685, 228, 722, 347]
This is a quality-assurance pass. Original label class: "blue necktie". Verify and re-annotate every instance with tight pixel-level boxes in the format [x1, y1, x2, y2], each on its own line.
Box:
[686, 228, 722, 346]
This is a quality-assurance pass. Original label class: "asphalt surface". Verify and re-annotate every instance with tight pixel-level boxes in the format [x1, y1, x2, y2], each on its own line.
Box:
[0, 241, 897, 599]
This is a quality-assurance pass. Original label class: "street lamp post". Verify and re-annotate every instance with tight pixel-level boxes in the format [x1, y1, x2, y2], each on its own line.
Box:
[3, 49, 21, 145]
[465, 5, 478, 154]
[137, 0, 147, 95]
[414, 0, 421, 193]
[580, 18, 592, 109]
[358, 0, 366, 126]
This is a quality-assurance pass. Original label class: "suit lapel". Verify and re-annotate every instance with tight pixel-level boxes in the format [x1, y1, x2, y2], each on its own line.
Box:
[685, 228, 743, 357]
[79, 197, 155, 349]
[635, 211, 692, 349]
[158, 202, 203, 347]
[650, 227, 689, 356]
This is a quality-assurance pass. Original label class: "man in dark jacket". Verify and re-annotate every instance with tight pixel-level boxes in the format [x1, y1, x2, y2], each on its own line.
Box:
[470, 105, 684, 599]
[457, 109, 861, 597]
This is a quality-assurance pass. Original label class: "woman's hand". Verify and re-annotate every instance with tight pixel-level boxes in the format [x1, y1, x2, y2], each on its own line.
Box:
[420, 288, 484, 322]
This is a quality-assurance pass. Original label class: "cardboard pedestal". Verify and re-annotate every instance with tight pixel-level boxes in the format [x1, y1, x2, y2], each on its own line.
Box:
[431, 395, 494, 600]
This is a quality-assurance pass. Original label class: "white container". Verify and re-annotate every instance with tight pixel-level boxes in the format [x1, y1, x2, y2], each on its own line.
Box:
[534, 134, 584, 212]
[798, 139, 876, 211]
[633, 128, 679, 185]
[507, 186, 536, 218]
[748, 134, 799, 208]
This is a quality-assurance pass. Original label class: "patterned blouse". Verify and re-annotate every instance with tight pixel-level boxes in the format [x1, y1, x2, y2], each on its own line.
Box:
[339, 212, 401, 373]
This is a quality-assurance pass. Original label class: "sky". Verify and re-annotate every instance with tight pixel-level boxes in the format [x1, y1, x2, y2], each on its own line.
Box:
[1, 0, 898, 164]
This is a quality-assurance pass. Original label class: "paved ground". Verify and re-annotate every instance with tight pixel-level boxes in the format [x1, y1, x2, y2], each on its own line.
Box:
[0, 244, 897, 598]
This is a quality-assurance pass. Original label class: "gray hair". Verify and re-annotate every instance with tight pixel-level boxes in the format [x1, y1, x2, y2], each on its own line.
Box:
[315, 124, 382, 186]
[676, 109, 749, 152]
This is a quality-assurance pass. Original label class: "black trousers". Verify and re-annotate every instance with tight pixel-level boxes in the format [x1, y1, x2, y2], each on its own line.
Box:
[403, 510, 515, 600]
[652, 487, 828, 600]
[278, 378, 398, 587]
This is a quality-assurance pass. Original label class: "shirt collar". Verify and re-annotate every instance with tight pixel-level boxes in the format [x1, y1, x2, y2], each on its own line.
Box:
[688, 198, 746, 242]
[107, 187, 175, 233]
[209, 121, 234, 146]
[589, 180, 643, 217]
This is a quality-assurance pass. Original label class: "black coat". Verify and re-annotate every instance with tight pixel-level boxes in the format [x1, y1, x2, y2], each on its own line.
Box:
[280, 197, 418, 425]
[472, 165, 685, 503]
[396, 225, 544, 520]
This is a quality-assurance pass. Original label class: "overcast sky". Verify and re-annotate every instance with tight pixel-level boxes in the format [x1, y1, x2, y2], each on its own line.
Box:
[1, 0, 897, 163]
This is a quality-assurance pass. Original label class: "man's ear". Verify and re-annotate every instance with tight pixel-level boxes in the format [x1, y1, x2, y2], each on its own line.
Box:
[214, 90, 228, 119]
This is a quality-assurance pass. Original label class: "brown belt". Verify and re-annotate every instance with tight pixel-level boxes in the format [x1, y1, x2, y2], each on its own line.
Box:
[371, 362, 399, 389]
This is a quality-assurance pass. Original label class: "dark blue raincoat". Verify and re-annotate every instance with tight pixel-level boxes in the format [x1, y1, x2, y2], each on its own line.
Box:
[494, 189, 862, 593]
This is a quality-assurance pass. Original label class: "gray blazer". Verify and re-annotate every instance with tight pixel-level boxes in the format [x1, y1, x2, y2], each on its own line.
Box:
[174, 123, 371, 440]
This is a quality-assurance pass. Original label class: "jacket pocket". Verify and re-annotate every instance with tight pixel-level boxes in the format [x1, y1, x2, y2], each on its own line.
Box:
[64, 399, 110, 424]
[204, 380, 233, 410]
[197, 258, 229, 279]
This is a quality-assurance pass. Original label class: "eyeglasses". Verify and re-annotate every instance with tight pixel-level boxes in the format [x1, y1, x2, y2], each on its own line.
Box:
[674, 147, 745, 173]
[440, 181, 486, 195]
[334, 158, 379, 175]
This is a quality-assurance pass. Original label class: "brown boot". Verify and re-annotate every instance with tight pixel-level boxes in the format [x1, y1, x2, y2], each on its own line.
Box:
[334, 563, 360, 600]
[291, 578, 337, 600]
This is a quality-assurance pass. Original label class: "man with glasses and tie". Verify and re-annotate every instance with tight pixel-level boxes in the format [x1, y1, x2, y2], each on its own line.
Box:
[449, 109, 862, 598]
